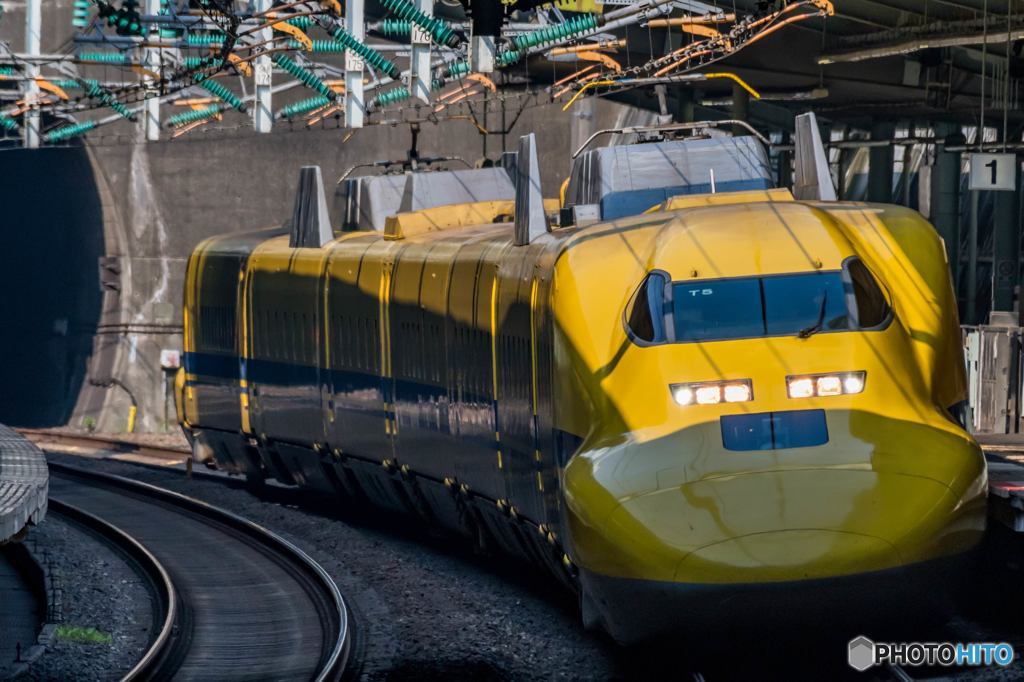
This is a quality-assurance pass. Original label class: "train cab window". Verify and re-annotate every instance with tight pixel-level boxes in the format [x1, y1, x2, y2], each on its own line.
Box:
[846, 259, 891, 328]
[626, 262, 893, 346]
[762, 273, 849, 336]
[672, 278, 764, 341]
[625, 272, 668, 343]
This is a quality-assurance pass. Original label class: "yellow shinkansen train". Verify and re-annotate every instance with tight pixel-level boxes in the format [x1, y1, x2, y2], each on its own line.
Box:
[176, 130, 987, 642]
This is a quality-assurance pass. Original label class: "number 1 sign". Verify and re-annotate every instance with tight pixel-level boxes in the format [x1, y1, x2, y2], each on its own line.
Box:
[968, 153, 1018, 191]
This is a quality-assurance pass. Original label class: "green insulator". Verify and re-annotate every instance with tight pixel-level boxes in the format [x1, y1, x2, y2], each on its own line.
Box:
[446, 59, 471, 78]
[328, 27, 399, 79]
[167, 105, 222, 128]
[288, 39, 348, 53]
[72, 0, 91, 28]
[0, 114, 19, 132]
[286, 16, 313, 29]
[378, 0, 460, 48]
[82, 79, 136, 121]
[184, 55, 220, 72]
[272, 53, 335, 99]
[379, 18, 411, 38]
[43, 120, 98, 143]
[186, 32, 227, 46]
[193, 74, 246, 111]
[496, 49, 521, 67]
[372, 85, 410, 109]
[434, 51, 519, 87]
[512, 14, 599, 51]
[77, 51, 131, 65]
[0, 67, 15, 76]
[276, 95, 331, 119]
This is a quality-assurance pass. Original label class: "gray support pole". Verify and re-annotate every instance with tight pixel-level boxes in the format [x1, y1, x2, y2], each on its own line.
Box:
[143, 0, 162, 140]
[991, 161, 1020, 312]
[345, 0, 365, 128]
[931, 123, 962, 280]
[731, 82, 749, 136]
[253, 0, 273, 133]
[23, 0, 41, 148]
[867, 122, 895, 203]
[409, 0, 432, 103]
[968, 190, 980, 324]
[672, 88, 695, 123]
[777, 131, 793, 190]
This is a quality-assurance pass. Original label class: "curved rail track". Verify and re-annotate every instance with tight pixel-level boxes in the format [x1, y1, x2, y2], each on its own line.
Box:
[48, 461, 352, 681]
[47, 498, 177, 680]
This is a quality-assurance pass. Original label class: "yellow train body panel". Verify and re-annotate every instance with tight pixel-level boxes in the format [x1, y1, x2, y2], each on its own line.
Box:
[178, 191, 986, 642]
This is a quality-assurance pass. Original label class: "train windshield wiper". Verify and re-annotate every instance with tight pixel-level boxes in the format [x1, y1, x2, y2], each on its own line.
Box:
[797, 291, 828, 338]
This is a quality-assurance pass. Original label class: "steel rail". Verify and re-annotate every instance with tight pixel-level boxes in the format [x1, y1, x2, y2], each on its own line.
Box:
[47, 498, 178, 681]
[48, 461, 352, 681]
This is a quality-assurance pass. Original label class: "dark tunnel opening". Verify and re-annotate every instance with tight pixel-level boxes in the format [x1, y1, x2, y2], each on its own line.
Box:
[0, 145, 103, 426]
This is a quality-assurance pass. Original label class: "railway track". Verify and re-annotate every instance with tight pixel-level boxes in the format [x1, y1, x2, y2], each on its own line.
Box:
[47, 461, 352, 681]
[47, 498, 177, 680]
[19, 429, 191, 463]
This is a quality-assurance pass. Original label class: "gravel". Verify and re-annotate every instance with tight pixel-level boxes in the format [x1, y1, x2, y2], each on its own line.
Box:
[20, 514, 154, 681]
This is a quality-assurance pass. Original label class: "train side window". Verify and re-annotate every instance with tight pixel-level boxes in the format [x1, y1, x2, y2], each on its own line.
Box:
[847, 260, 891, 328]
[625, 272, 668, 344]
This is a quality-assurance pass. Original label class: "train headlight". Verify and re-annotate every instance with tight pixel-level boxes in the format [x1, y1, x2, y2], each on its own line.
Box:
[787, 371, 866, 398]
[671, 380, 753, 406]
[788, 377, 815, 399]
[722, 383, 752, 403]
[672, 386, 695, 406]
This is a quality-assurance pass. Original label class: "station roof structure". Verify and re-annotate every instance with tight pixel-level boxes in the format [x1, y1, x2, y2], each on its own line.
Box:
[627, 0, 1023, 132]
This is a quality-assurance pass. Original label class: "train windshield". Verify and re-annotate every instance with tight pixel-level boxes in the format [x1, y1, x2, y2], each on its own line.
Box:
[627, 263, 889, 344]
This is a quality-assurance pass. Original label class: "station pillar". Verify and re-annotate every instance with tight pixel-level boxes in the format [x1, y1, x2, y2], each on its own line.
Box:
[253, 0, 273, 133]
[23, 0, 41, 149]
[776, 131, 792, 190]
[991, 161, 1021, 313]
[673, 88, 696, 123]
[867, 122, 895, 204]
[731, 82, 749, 136]
[931, 123, 961, 286]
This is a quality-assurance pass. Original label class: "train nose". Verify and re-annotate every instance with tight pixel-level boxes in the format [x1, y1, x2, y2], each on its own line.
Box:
[566, 421, 987, 587]
[568, 444, 986, 642]
[586, 468, 969, 584]
[675, 527, 899, 582]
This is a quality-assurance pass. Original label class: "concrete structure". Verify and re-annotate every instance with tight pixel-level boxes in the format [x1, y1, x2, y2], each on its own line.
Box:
[0, 96, 659, 432]
[0, 425, 48, 543]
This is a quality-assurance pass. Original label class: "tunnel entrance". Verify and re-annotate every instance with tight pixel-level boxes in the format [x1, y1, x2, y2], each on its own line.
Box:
[0, 146, 103, 427]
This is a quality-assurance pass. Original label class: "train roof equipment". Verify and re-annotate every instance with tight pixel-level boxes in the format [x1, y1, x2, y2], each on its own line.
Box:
[562, 120, 775, 225]
[332, 122, 517, 232]
[334, 167, 516, 232]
